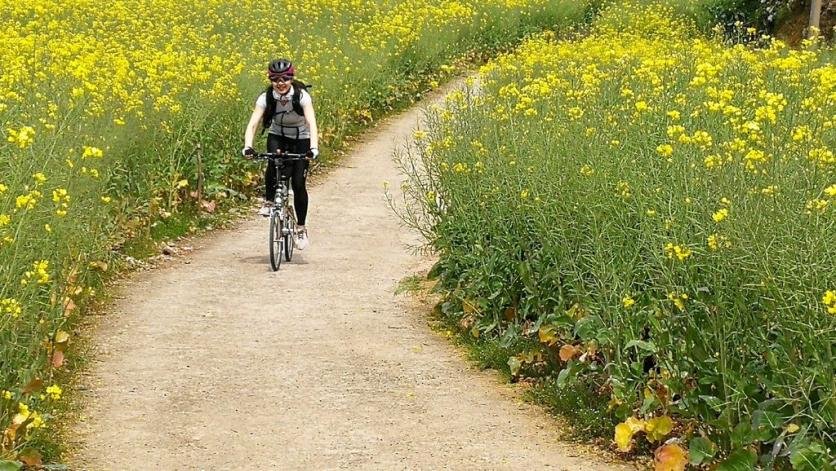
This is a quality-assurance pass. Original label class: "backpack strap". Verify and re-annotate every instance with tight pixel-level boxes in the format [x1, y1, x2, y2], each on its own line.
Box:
[291, 80, 312, 116]
[260, 86, 276, 135]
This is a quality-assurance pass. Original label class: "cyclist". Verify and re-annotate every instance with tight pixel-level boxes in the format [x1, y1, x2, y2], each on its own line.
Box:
[242, 58, 319, 250]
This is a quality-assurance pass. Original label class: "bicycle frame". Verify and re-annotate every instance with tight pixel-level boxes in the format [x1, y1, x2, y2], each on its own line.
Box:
[251, 152, 309, 270]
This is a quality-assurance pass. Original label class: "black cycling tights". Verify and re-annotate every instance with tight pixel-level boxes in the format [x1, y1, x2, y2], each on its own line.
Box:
[265, 134, 310, 226]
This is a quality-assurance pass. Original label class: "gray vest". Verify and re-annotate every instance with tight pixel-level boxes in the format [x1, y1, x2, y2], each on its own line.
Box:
[268, 89, 310, 139]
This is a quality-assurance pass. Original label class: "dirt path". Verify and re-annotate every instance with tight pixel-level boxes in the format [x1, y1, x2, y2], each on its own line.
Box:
[70, 84, 632, 470]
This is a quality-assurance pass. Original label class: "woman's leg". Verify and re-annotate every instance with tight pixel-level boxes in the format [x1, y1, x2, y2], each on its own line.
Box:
[290, 139, 310, 226]
[264, 134, 282, 202]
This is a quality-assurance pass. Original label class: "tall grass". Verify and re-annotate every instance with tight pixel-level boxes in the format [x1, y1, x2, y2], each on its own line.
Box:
[399, 2, 835, 468]
[0, 0, 592, 462]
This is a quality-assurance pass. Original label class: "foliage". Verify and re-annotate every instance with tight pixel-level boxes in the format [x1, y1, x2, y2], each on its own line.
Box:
[0, 0, 593, 460]
[398, 2, 835, 468]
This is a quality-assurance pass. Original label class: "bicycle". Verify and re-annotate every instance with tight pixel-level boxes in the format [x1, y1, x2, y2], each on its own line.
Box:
[251, 151, 310, 271]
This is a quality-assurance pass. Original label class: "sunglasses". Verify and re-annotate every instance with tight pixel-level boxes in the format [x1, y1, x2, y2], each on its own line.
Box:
[270, 76, 293, 83]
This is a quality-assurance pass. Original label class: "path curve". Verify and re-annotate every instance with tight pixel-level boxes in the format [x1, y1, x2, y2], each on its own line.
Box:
[70, 83, 632, 470]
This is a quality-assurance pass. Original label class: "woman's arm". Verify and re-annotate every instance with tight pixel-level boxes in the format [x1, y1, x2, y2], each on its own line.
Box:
[302, 101, 319, 151]
[244, 105, 265, 149]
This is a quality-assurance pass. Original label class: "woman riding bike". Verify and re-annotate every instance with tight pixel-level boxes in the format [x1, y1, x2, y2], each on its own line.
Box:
[242, 58, 319, 250]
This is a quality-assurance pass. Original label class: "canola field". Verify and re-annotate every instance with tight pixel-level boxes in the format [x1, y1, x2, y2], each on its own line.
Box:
[401, 3, 835, 469]
[0, 0, 589, 461]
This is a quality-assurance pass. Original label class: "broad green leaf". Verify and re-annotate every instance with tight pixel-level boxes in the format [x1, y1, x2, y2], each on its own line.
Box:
[716, 448, 757, 471]
[688, 437, 716, 465]
[624, 339, 658, 353]
[789, 441, 830, 471]
[507, 356, 522, 377]
[0, 461, 22, 471]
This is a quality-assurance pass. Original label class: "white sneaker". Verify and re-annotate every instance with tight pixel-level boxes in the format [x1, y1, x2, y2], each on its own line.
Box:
[258, 202, 274, 217]
[295, 227, 309, 250]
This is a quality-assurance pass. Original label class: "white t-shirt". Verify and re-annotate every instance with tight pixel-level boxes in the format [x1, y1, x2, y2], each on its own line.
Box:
[256, 87, 313, 139]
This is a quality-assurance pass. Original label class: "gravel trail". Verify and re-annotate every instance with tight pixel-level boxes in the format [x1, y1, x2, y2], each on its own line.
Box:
[70, 84, 632, 471]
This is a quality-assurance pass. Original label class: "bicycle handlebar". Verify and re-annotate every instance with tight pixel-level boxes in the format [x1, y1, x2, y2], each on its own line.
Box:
[251, 151, 310, 161]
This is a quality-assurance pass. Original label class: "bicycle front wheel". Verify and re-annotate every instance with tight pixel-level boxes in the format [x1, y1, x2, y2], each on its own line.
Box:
[269, 210, 283, 271]
[283, 207, 296, 262]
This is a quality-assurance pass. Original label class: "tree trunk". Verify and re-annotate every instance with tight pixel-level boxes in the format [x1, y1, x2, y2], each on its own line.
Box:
[810, 0, 823, 36]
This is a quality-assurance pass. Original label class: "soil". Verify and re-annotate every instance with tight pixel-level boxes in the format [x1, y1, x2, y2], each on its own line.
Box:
[67, 82, 634, 470]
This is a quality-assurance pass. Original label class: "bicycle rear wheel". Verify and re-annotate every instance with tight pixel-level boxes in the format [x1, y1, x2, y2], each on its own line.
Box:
[269, 210, 283, 271]
[283, 207, 296, 262]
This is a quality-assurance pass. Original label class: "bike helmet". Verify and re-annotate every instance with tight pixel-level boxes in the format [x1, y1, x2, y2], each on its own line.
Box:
[268, 59, 295, 79]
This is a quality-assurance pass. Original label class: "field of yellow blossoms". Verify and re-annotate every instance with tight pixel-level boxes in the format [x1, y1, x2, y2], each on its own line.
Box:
[0, 0, 590, 462]
[401, 2, 835, 469]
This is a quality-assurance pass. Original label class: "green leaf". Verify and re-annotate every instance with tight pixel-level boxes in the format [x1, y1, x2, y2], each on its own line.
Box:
[624, 339, 657, 353]
[716, 448, 757, 471]
[0, 461, 22, 471]
[574, 315, 603, 342]
[556, 361, 578, 387]
[790, 440, 831, 471]
[507, 356, 522, 377]
[689, 437, 716, 466]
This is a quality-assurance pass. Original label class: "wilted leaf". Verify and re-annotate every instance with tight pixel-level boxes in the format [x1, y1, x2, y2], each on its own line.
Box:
[88, 260, 108, 272]
[503, 306, 516, 321]
[200, 199, 216, 213]
[52, 350, 65, 368]
[538, 325, 558, 346]
[22, 378, 43, 395]
[63, 297, 76, 316]
[55, 330, 70, 346]
[18, 449, 42, 467]
[615, 422, 635, 452]
[462, 299, 478, 315]
[785, 423, 800, 434]
[655, 443, 688, 471]
[689, 436, 716, 465]
[625, 416, 646, 433]
[646, 415, 675, 442]
[559, 344, 580, 362]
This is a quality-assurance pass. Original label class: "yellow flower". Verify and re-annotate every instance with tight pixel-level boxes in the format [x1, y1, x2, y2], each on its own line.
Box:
[0, 183, 7, 194]
[82, 146, 104, 159]
[806, 199, 829, 214]
[665, 243, 692, 261]
[667, 292, 688, 311]
[1, 298, 23, 318]
[823, 290, 836, 315]
[46, 384, 63, 400]
[33, 172, 47, 184]
[824, 184, 836, 198]
[635, 101, 649, 112]
[520, 189, 530, 200]
[622, 295, 635, 308]
[580, 164, 595, 176]
[6, 126, 36, 149]
[1, 390, 12, 400]
[656, 144, 673, 159]
[712, 208, 729, 222]
[707, 233, 731, 251]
